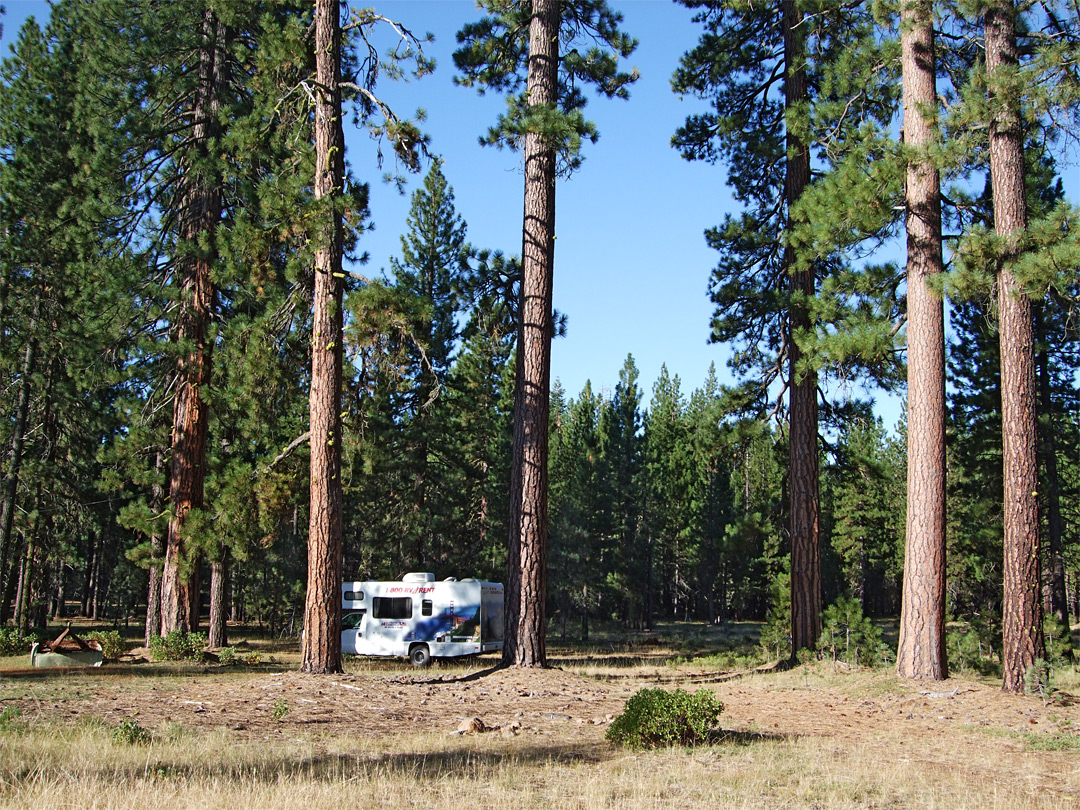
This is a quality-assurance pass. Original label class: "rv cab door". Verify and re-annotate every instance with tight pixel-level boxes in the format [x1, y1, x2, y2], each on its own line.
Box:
[341, 610, 366, 655]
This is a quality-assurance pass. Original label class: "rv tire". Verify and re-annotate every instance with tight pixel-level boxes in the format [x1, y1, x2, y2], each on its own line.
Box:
[409, 644, 431, 668]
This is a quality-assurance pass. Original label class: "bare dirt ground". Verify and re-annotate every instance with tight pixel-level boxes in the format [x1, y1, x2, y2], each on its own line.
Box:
[3, 651, 1079, 751]
[3, 659, 634, 743]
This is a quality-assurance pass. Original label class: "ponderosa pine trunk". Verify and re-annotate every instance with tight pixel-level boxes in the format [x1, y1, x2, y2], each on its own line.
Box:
[783, 0, 820, 657]
[986, 0, 1044, 694]
[160, 8, 226, 636]
[1036, 310, 1070, 637]
[897, 0, 948, 681]
[300, 0, 345, 675]
[144, 450, 165, 645]
[14, 534, 33, 633]
[0, 290, 39, 624]
[90, 530, 104, 621]
[209, 555, 228, 649]
[80, 533, 95, 618]
[503, 0, 559, 669]
[52, 557, 65, 621]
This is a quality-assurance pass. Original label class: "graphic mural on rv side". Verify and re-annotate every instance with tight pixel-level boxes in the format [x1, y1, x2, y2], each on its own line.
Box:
[341, 602, 482, 643]
[341, 579, 503, 657]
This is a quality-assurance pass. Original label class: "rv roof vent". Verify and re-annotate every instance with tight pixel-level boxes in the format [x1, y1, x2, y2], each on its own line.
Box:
[402, 572, 435, 583]
[443, 577, 458, 582]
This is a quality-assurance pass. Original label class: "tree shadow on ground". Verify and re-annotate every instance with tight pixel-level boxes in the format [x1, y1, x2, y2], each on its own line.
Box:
[411, 665, 502, 685]
[1050, 690, 1078, 708]
[546, 654, 684, 670]
[2, 728, 795, 789]
[708, 727, 790, 745]
[0, 661, 293, 680]
[558, 660, 784, 686]
[1, 741, 620, 787]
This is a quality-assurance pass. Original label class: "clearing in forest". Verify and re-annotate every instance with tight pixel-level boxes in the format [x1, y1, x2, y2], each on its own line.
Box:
[1, 631, 1078, 809]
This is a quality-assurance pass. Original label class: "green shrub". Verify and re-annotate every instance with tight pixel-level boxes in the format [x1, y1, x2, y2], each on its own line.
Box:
[606, 688, 723, 749]
[817, 596, 892, 668]
[242, 650, 262, 666]
[0, 628, 38, 657]
[217, 646, 237, 666]
[113, 718, 152, 745]
[148, 630, 208, 662]
[85, 630, 126, 661]
[759, 570, 792, 662]
[1025, 658, 1056, 703]
[946, 617, 1001, 676]
[270, 699, 289, 722]
[1043, 617, 1076, 667]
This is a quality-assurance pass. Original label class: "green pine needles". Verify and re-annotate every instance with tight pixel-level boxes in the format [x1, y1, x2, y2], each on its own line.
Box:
[817, 596, 892, 668]
[453, 0, 638, 174]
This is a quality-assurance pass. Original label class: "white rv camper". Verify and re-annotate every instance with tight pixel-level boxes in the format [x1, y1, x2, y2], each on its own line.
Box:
[341, 573, 504, 667]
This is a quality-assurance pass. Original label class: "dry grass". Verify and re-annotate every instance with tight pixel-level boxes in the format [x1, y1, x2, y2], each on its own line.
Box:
[2, 622, 1079, 809]
[2, 713, 1077, 810]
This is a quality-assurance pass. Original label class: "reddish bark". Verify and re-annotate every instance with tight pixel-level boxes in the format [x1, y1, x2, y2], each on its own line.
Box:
[985, 1, 1044, 694]
[897, 0, 948, 681]
[504, 0, 560, 669]
[301, 0, 345, 675]
[161, 9, 225, 635]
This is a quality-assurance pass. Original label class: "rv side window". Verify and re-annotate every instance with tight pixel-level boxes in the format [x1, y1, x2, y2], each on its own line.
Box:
[421, 599, 433, 616]
[343, 591, 364, 602]
[342, 611, 365, 630]
[372, 596, 413, 620]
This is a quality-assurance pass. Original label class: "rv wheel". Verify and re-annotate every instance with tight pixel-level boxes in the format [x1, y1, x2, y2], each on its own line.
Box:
[409, 644, 431, 668]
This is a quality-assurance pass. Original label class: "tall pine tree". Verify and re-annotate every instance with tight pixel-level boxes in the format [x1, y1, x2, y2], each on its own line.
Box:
[303, 3, 430, 673]
[897, 0, 948, 681]
[673, 0, 872, 654]
[455, 0, 637, 667]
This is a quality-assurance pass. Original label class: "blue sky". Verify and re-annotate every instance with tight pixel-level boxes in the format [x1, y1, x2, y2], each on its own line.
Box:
[341, 0, 734, 406]
[2, 0, 734, 409]
[4, 0, 1076, 427]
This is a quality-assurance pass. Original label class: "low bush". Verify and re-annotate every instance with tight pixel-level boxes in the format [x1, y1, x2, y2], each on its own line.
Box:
[606, 688, 723, 749]
[1025, 658, 1056, 703]
[1043, 617, 1076, 667]
[148, 630, 208, 662]
[0, 628, 38, 657]
[113, 718, 152, 745]
[85, 630, 126, 661]
[217, 646, 262, 666]
[759, 570, 792, 662]
[946, 616, 1001, 676]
